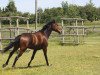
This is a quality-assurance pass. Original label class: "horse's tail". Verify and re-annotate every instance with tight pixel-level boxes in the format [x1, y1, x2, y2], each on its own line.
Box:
[1, 35, 20, 53]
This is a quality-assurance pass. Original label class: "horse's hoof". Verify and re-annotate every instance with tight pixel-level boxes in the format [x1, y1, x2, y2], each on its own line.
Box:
[27, 65, 31, 68]
[2, 64, 7, 68]
[47, 64, 52, 66]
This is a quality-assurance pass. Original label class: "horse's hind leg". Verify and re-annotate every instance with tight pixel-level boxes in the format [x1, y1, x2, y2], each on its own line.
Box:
[2, 46, 19, 68]
[12, 48, 26, 67]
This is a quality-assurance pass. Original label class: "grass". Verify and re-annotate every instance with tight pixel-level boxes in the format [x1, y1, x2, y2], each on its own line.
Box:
[0, 20, 100, 75]
[84, 21, 100, 26]
[0, 36, 100, 75]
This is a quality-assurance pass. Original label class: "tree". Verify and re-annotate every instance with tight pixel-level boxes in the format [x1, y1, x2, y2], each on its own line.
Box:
[5, 0, 17, 15]
[84, 0, 95, 22]
[22, 12, 30, 17]
[61, 1, 68, 16]
[95, 7, 100, 20]
[79, 6, 87, 19]
[0, 7, 1, 13]
[68, 4, 79, 18]
[41, 7, 63, 23]
[2, 7, 5, 12]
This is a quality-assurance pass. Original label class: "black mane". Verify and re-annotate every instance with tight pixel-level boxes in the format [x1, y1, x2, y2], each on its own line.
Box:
[42, 20, 55, 30]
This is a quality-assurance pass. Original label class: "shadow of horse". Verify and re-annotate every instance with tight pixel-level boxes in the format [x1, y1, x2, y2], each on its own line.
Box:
[2, 64, 46, 70]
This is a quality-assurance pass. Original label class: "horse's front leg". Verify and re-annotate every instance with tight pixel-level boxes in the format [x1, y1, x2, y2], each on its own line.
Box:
[27, 50, 37, 67]
[43, 48, 49, 66]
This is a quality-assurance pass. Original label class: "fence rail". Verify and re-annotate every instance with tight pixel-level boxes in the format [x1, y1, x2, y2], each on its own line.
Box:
[61, 25, 100, 44]
[0, 27, 36, 50]
[0, 25, 100, 50]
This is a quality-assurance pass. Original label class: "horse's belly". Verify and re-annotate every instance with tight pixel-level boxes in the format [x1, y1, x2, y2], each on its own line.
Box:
[28, 44, 43, 50]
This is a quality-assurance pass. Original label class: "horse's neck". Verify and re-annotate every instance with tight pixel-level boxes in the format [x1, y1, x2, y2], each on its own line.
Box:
[44, 29, 52, 39]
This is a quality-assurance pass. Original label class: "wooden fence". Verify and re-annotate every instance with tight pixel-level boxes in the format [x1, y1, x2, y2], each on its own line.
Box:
[61, 25, 100, 45]
[0, 25, 100, 50]
[0, 27, 35, 50]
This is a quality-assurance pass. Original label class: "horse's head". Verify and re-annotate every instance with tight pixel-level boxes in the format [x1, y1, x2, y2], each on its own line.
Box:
[42, 20, 62, 34]
[50, 20, 62, 34]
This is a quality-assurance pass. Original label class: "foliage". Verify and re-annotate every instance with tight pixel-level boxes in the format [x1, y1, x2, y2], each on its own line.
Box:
[61, 1, 68, 15]
[79, 6, 87, 19]
[0, 0, 100, 24]
[84, 0, 96, 22]
[68, 4, 80, 18]
[5, 0, 17, 16]
[41, 7, 63, 23]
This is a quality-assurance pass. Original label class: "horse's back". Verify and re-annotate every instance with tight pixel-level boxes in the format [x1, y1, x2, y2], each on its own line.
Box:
[19, 32, 48, 50]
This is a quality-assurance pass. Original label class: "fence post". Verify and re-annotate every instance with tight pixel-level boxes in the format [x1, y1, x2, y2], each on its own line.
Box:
[27, 19, 29, 29]
[0, 20, 2, 50]
[9, 18, 12, 27]
[16, 18, 19, 35]
[35, 0, 38, 30]
[62, 20, 64, 44]
[82, 20, 85, 43]
[76, 19, 79, 44]
[9, 19, 12, 42]
[27, 19, 29, 33]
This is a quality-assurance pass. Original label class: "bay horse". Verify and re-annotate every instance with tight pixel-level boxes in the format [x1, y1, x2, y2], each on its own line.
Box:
[2, 20, 62, 68]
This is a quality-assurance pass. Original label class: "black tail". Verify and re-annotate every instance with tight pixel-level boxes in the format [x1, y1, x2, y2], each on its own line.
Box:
[1, 35, 20, 53]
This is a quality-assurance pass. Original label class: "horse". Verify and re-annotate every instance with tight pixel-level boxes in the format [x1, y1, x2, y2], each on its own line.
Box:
[2, 20, 62, 68]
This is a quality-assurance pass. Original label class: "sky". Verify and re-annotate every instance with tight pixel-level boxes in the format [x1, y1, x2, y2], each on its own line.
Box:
[0, 0, 100, 13]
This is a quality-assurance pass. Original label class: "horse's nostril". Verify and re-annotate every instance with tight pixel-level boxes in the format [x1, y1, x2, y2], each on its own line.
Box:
[60, 30, 62, 34]
[61, 30, 62, 33]
[58, 30, 62, 34]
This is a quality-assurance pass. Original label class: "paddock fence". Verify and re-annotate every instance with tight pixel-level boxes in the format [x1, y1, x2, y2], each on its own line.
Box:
[0, 25, 100, 50]
[61, 25, 100, 45]
[0, 27, 36, 50]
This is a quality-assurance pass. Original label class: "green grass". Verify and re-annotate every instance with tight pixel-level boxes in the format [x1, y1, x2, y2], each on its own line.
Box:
[84, 21, 100, 26]
[0, 21, 100, 75]
[0, 36, 100, 75]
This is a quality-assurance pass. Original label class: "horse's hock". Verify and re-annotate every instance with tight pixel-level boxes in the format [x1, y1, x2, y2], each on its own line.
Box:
[61, 18, 85, 45]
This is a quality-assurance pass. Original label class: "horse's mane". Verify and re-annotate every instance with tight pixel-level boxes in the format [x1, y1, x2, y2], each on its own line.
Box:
[42, 20, 55, 30]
